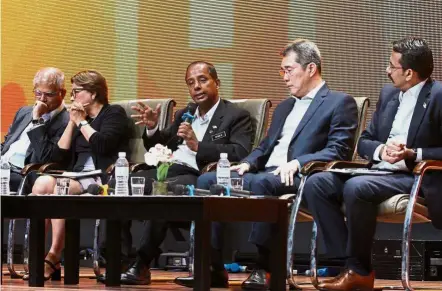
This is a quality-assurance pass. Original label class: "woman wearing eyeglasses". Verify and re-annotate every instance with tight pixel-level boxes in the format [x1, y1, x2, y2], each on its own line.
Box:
[30, 70, 130, 281]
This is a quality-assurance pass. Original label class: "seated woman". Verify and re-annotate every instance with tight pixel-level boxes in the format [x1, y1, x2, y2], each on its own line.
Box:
[31, 70, 130, 280]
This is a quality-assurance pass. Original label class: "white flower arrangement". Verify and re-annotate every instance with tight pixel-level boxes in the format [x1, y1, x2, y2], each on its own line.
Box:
[144, 144, 173, 181]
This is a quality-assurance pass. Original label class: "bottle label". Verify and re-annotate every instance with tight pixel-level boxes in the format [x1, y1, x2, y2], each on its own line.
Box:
[115, 167, 129, 179]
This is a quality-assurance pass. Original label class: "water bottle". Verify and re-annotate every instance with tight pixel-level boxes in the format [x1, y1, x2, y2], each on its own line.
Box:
[114, 152, 129, 196]
[0, 156, 11, 195]
[216, 153, 231, 188]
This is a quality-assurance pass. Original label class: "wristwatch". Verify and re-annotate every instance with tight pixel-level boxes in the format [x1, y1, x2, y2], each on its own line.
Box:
[78, 120, 89, 129]
[32, 117, 45, 125]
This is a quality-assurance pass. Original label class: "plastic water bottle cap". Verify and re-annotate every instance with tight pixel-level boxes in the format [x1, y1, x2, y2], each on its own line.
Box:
[220, 153, 228, 159]
[118, 152, 126, 158]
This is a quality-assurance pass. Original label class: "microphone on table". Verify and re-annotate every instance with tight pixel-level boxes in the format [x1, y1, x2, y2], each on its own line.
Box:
[210, 184, 253, 198]
[86, 184, 114, 196]
[176, 103, 198, 145]
[172, 184, 211, 196]
[172, 184, 253, 198]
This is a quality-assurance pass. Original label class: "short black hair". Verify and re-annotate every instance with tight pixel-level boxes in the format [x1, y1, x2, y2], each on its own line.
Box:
[392, 37, 433, 80]
[186, 61, 219, 80]
[280, 39, 322, 74]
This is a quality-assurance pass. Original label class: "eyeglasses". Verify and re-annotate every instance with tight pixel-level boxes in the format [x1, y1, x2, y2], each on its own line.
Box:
[71, 88, 86, 98]
[387, 64, 403, 71]
[279, 67, 296, 77]
[33, 90, 59, 98]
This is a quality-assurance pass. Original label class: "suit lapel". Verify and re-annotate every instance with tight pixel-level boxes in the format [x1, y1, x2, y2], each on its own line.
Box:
[269, 98, 296, 146]
[379, 92, 401, 142]
[8, 113, 33, 149]
[202, 100, 225, 142]
[290, 85, 327, 143]
[406, 80, 432, 146]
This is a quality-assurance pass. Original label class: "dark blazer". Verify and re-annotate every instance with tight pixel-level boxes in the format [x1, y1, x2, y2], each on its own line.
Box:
[51, 104, 131, 181]
[243, 84, 358, 171]
[358, 79, 442, 228]
[1, 106, 70, 165]
[143, 99, 253, 171]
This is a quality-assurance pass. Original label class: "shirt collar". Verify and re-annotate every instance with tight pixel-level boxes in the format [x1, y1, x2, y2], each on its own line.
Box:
[194, 98, 221, 122]
[399, 79, 427, 102]
[292, 80, 326, 100]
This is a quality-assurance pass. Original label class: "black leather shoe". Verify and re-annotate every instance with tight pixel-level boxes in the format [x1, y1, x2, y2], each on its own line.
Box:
[174, 269, 229, 288]
[96, 260, 131, 283]
[120, 259, 151, 285]
[241, 269, 271, 290]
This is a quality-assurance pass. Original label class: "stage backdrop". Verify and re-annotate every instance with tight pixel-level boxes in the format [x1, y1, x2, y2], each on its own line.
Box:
[2, 0, 441, 139]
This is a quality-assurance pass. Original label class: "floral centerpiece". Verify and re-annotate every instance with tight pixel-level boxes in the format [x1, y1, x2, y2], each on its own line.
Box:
[144, 144, 173, 195]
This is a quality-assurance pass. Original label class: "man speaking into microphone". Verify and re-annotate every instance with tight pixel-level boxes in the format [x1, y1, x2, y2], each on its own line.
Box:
[116, 61, 253, 287]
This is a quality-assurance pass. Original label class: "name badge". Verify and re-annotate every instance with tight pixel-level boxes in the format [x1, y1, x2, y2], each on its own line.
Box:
[211, 131, 226, 141]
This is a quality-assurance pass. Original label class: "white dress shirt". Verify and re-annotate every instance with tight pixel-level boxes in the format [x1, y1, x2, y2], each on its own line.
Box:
[372, 80, 426, 171]
[3, 102, 65, 168]
[146, 99, 221, 170]
[265, 81, 326, 169]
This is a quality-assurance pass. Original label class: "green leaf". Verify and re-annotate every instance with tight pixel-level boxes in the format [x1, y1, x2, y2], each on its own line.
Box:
[157, 163, 170, 181]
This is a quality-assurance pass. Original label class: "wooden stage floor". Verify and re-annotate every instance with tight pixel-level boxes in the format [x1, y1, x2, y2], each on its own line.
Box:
[1, 266, 441, 290]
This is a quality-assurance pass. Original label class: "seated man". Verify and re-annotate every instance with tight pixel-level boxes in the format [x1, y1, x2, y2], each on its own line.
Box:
[195, 39, 359, 289]
[1, 67, 69, 194]
[303, 37, 442, 291]
[118, 61, 253, 287]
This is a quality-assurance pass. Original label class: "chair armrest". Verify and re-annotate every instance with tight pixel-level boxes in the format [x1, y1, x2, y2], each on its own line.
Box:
[326, 160, 371, 170]
[38, 163, 65, 174]
[201, 162, 218, 173]
[413, 160, 442, 175]
[130, 163, 154, 173]
[201, 161, 240, 174]
[21, 163, 44, 175]
[300, 161, 327, 175]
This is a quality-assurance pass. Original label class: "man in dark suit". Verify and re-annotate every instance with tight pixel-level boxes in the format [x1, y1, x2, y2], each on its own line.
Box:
[196, 39, 359, 289]
[117, 61, 253, 287]
[1, 67, 69, 194]
[303, 37, 442, 291]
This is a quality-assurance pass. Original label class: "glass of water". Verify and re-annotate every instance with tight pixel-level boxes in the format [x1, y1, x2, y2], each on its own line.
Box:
[55, 178, 70, 195]
[231, 177, 243, 191]
[131, 177, 145, 196]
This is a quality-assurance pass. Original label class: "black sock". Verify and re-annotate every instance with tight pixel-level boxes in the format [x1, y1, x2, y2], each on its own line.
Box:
[256, 245, 271, 272]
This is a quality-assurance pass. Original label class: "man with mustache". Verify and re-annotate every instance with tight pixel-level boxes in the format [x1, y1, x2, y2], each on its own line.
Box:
[1, 67, 69, 194]
[112, 61, 253, 287]
[303, 37, 442, 291]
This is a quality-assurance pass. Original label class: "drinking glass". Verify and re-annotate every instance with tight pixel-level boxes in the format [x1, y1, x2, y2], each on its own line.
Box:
[131, 177, 145, 196]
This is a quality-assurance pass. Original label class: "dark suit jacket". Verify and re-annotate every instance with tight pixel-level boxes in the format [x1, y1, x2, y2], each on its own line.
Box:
[358, 79, 442, 228]
[1, 106, 70, 165]
[243, 84, 358, 171]
[51, 104, 131, 181]
[143, 99, 253, 171]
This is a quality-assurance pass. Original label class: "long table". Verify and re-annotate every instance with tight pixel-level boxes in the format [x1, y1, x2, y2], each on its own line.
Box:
[1, 195, 289, 291]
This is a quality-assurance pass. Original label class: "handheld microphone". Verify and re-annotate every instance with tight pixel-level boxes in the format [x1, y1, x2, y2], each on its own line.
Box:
[177, 103, 197, 144]
[210, 184, 253, 198]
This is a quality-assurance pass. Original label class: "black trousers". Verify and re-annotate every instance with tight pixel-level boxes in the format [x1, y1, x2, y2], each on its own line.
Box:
[303, 171, 414, 275]
[121, 164, 226, 268]
[10, 169, 37, 194]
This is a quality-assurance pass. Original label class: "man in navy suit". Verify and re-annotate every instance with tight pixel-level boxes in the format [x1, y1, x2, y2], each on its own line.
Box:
[195, 39, 359, 289]
[304, 37, 442, 291]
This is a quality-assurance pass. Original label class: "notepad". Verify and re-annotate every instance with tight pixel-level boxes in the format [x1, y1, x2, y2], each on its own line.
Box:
[43, 169, 102, 179]
[326, 168, 394, 176]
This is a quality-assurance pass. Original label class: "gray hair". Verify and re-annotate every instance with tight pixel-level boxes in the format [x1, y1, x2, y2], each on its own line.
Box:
[280, 39, 322, 74]
[33, 67, 65, 91]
